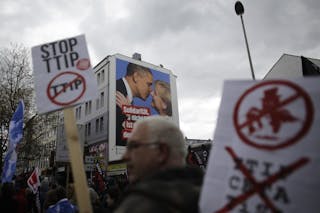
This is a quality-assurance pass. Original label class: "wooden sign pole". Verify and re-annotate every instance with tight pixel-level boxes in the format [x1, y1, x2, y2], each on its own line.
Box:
[66, 164, 70, 195]
[63, 107, 92, 213]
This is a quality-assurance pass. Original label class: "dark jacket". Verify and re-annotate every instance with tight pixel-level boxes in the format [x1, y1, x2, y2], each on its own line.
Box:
[115, 166, 204, 213]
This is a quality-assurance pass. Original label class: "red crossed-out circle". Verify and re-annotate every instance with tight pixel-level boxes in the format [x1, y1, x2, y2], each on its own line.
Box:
[47, 71, 86, 106]
[233, 80, 314, 150]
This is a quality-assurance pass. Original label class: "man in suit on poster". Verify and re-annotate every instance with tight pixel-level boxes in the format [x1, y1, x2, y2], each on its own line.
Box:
[116, 62, 153, 146]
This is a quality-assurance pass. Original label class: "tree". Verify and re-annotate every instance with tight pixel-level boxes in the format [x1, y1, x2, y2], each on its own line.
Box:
[0, 44, 33, 120]
[0, 44, 58, 174]
[18, 112, 59, 171]
[0, 44, 33, 173]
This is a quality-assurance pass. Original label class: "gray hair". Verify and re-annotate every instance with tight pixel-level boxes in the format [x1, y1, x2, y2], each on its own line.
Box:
[134, 116, 187, 160]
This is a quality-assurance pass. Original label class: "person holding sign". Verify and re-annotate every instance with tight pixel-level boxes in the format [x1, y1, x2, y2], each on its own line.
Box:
[115, 116, 204, 213]
[116, 63, 153, 146]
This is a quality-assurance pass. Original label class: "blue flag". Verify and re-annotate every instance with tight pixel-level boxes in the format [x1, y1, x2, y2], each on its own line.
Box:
[1, 100, 24, 183]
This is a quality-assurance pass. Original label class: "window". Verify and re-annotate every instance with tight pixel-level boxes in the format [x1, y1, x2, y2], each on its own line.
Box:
[76, 107, 78, 119]
[101, 70, 105, 82]
[76, 106, 82, 120]
[100, 92, 104, 108]
[97, 73, 101, 85]
[96, 98, 100, 110]
[85, 102, 88, 115]
[95, 119, 99, 133]
[88, 101, 92, 114]
[78, 106, 81, 119]
[100, 117, 104, 132]
[88, 122, 91, 136]
[85, 122, 91, 136]
[85, 101, 92, 115]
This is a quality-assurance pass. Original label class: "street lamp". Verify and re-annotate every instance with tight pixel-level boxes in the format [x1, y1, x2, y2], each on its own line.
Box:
[235, 1, 256, 80]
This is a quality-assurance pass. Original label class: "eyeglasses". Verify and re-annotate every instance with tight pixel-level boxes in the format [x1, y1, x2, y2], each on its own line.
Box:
[126, 142, 161, 151]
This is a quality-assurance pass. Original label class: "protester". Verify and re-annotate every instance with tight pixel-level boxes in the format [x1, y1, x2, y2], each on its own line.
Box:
[43, 182, 58, 211]
[89, 187, 105, 213]
[43, 188, 57, 211]
[46, 186, 77, 213]
[115, 116, 204, 213]
[104, 186, 121, 212]
[14, 179, 28, 213]
[25, 187, 39, 213]
[0, 182, 19, 212]
[67, 183, 77, 206]
[39, 177, 49, 212]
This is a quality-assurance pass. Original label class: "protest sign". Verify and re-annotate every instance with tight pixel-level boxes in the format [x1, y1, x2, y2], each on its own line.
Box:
[200, 78, 320, 213]
[32, 34, 98, 114]
[31, 35, 95, 213]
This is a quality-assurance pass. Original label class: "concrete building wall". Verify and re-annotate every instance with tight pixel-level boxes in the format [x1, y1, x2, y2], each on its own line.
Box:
[264, 54, 320, 79]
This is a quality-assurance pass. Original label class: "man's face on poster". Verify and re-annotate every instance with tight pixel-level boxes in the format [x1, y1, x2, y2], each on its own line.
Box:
[135, 72, 153, 100]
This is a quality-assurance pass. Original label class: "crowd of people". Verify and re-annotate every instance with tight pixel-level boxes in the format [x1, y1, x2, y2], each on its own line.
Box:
[1, 116, 206, 213]
[0, 172, 125, 213]
[0, 175, 42, 212]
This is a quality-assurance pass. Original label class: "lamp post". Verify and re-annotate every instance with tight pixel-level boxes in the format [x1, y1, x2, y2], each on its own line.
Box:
[235, 1, 256, 80]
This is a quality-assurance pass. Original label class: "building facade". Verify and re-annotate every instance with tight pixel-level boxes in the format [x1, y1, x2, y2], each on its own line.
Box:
[72, 53, 179, 177]
[264, 54, 320, 78]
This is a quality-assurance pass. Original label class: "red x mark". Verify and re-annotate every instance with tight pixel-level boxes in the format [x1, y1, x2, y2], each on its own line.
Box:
[215, 146, 309, 213]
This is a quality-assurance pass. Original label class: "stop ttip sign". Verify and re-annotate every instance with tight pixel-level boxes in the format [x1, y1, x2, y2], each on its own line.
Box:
[32, 34, 98, 114]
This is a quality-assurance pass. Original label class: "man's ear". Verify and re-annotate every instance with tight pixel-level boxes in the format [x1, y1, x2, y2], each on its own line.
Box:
[133, 72, 139, 83]
[157, 143, 170, 164]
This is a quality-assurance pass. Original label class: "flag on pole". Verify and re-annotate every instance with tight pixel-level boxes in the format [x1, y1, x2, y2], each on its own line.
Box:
[96, 163, 102, 175]
[1, 100, 24, 183]
[27, 167, 41, 194]
[93, 163, 105, 193]
[27, 167, 41, 212]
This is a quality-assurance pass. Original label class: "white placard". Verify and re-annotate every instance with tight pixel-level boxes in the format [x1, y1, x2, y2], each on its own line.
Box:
[32, 34, 98, 114]
[200, 78, 320, 213]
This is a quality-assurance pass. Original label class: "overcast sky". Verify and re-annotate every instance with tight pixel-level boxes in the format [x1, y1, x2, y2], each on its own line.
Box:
[1, 0, 319, 140]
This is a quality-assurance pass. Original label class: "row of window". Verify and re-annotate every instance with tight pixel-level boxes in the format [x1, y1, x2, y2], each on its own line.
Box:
[75, 91, 105, 120]
[85, 101, 92, 115]
[75, 106, 82, 120]
[85, 122, 91, 136]
[95, 117, 104, 133]
[96, 92, 104, 110]
[97, 69, 105, 85]
[43, 141, 56, 150]
[85, 116, 104, 137]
